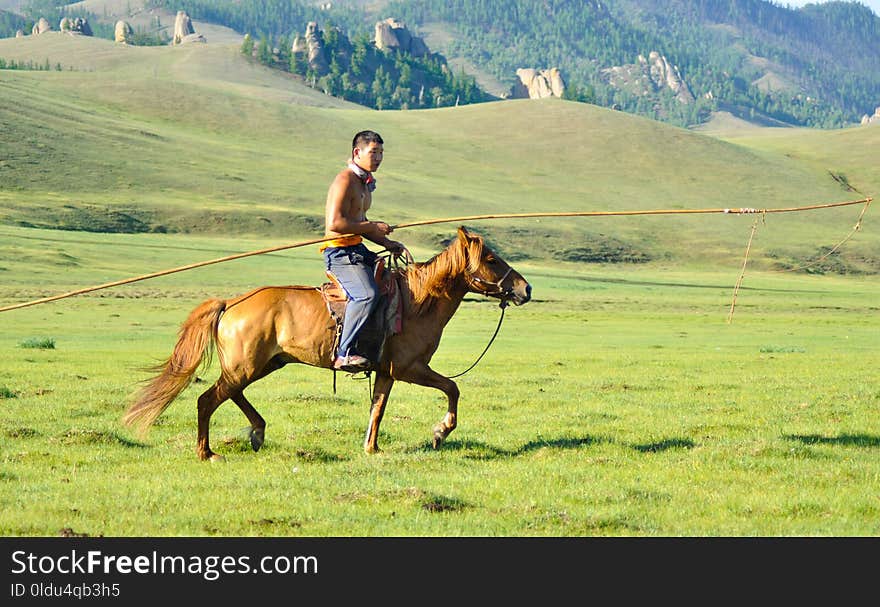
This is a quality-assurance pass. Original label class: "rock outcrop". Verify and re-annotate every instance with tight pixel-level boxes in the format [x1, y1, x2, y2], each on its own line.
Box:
[115, 20, 133, 44]
[15, 29, 24, 38]
[374, 18, 428, 57]
[305, 22, 328, 73]
[171, 11, 206, 45]
[510, 68, 566, 99]
[644, 52, 693, 103]
[291, 22, 330, 75]
[60, 17, 93, 36]
[602, 51, 694, 104]
[291, 34, 307, 56]
[32, 17, 51, 35]
[861, 107, 880, 125]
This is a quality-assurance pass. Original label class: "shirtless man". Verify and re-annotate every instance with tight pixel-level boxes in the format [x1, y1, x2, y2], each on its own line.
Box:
[322, 130, 405, 372]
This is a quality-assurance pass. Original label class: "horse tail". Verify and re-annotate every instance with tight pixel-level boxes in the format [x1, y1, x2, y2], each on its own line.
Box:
[123, 298, 227, 435]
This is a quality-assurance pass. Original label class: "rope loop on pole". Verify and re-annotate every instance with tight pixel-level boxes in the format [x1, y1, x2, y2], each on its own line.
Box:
[0, 196, 872, 314]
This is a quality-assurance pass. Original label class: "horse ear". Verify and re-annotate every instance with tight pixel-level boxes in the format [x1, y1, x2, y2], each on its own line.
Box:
[457, 226, 470, 245]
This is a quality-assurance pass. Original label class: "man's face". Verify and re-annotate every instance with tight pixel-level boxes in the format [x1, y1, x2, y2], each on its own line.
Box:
[354, 142, 384, 172]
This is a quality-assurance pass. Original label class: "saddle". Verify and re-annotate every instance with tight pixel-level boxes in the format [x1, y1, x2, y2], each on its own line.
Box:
[319, 258, 403, 367]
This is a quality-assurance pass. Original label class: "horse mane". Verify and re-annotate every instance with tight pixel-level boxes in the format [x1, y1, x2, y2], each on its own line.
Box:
[406, 231, 485, 305]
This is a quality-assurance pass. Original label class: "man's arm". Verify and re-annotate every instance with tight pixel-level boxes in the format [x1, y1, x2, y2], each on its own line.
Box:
[362, 221, 404, 253]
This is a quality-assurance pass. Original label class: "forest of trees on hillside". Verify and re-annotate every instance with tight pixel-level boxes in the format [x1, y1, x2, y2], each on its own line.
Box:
[0, 9, 26, 36]
[242, 26, 489, 109]
[146, 0, 489, 110]
[614, 0, 880, 124]
[386, 0, 880, 127]
[146, 0, 369, 38]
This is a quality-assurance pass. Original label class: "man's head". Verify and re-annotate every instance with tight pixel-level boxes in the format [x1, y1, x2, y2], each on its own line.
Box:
[352, 130, 384, 173]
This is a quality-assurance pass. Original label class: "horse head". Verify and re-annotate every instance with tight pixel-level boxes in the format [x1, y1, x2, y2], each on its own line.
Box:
[457, 226, 531, 307]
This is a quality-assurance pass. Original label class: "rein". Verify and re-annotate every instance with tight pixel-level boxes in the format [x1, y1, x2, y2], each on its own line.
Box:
[442, 264, 514, 379]
[443, 300, 508, 379]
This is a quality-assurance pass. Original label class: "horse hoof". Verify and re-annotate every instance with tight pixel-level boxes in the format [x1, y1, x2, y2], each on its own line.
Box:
[209, 454, 225, 463]
[432, 425, 446, 450]
[250, 428, 265, 452]
[363, 444, 382, 454]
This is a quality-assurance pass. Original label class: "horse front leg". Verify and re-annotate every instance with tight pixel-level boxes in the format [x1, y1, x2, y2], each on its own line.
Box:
[364, 373, 395, 454]
[398, 364, 459, 449]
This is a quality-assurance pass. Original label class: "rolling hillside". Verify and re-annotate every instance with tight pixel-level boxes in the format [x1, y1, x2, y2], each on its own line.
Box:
[1, 32, 877, 273]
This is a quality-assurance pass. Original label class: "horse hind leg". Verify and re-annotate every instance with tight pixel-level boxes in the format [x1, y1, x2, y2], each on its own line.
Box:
[230, 392, 266, 452]
[197, 380, 233, 462]
[230, 355, 287, 454]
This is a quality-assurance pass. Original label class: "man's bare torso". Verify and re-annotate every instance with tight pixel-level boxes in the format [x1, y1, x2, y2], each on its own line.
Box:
[324, 168, 371, 239]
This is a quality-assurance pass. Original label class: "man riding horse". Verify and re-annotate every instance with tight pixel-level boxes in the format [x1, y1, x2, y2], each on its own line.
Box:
[123, 133, 532, 460]
[321, 130, 405, 373]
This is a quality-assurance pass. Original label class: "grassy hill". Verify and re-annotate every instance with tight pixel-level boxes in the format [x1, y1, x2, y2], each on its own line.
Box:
[1, 33, 877, 273]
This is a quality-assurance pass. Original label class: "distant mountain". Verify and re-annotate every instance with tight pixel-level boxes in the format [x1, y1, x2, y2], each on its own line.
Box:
[385, 0, 880, 127]
[7, 0, 878, 127]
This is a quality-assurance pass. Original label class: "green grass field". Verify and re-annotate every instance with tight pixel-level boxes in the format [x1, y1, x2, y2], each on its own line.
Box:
[1, 34, 878, 536]
[0, 226, 878, 536]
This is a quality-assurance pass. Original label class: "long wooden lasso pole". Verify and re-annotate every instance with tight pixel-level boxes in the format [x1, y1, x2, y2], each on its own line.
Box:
[0, 197, 871, 314]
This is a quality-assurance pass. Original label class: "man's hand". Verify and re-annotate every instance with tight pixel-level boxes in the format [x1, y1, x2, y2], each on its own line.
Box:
[383, 240, 405, 255]
[365, 221, 393, 241]
[372, 221, 393, 236]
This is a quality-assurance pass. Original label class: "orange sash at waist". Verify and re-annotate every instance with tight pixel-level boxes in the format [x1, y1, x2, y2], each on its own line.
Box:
[319, 234, 363, 252]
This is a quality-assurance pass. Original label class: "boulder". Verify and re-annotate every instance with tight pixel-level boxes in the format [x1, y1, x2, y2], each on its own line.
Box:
[179, 33, 207, 45]
[373, 18, 429, 57]
[15, 30, 24, 38]
[115, 20, 133, 43]
[861, 107, 880, 125]
[61, 17, 92, 36]
[305, 21, 328, 74]
[511, 68, 566, 99]
[32, 17, 51, 35]
[291, 35, 308, 55]
[601, 51, 694, 104]
[374, 20, 399, 50]
[172, 11, 205, 45]
[75, 17, 93, 36]
[644, 51, 693, 103]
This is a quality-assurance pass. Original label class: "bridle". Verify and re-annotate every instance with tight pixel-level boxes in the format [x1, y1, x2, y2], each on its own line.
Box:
[466, 266, 514, 308]
[376, 245, 515, 381]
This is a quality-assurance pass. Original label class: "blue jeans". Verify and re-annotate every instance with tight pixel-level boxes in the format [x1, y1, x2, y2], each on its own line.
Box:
[323, 244, 379, 359]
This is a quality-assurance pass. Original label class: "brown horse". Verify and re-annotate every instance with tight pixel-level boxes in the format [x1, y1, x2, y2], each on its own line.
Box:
[123, 227, 531, 460]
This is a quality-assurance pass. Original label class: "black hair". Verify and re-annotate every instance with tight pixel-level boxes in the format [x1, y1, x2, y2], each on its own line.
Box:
[352, 130, 383, 151]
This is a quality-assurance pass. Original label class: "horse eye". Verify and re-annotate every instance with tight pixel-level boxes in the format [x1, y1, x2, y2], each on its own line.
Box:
[486, 256, 497, 263]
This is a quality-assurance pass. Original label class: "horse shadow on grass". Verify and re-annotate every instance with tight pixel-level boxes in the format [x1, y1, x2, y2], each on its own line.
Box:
[413, 434, 696, 459]
[411, 436, 608, 459]
[59, 429, 148, 449]
[784, 433, 880, 448]
[631, 438, 696, 453]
